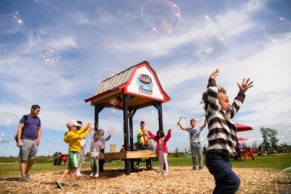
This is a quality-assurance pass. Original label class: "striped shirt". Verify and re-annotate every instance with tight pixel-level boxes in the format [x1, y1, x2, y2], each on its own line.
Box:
[206, 78, 245, 156]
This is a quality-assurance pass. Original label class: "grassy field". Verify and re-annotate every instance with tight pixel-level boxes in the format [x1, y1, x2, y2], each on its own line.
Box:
[0, 153, 290, 178]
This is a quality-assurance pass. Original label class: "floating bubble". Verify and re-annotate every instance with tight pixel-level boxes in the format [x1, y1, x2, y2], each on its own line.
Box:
[275, 167, 291, 194]
[96, 7, 103, 15]
[141, 0, 182, 34]
[188, 15, 225, 55]
[0, 12, 31, 60]
[40, 47, 60, 65]
[106, 37, 119, 49]
[0, 112, 19, 127]
[264, 16, 291, 44]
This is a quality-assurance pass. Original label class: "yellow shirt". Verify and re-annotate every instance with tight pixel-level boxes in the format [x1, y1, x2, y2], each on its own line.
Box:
[64, 127, 89, 152]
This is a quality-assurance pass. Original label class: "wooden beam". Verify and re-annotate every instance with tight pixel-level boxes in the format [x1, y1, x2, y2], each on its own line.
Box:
[99, 151, 157, 160]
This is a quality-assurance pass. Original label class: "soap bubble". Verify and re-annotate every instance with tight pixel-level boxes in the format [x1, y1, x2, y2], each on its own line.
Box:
[0, 112, 19, 127]
[106, 37, 119, 49]
[0, 12, 31, 60]
[44, 140, 56, 154]
[275, 167, 291, 194]
[141, 0, 182, 34]
[188, 15, 225, 55]
[264, 16, 291, 44]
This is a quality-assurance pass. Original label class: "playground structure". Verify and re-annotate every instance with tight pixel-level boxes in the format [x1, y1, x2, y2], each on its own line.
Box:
[85, 61, 170, 174]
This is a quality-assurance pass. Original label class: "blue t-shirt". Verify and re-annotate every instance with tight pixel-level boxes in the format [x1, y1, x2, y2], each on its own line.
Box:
[20, 114, 41, 140]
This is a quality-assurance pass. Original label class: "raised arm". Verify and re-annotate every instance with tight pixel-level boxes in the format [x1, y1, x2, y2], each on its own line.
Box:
[164, 129, 172, 143]
[148, 131, 157, 142]
[228, 78, 254, 118]
[177, 122, 187, 131]
[199, 119, 207, 132]
[207, 69, 220, 113]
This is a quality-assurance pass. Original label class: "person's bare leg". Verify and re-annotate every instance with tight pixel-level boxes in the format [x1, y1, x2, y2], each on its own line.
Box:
[20, 161, 27, 176]
[26, 159, 34, 175]
[59, 169, 68, 182]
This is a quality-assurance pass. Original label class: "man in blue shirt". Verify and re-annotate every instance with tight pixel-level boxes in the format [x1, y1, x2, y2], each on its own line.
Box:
[16, 105, 42, 182]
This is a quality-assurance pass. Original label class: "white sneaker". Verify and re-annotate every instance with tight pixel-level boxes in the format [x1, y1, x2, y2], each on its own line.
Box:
[89, 173, 94, 177]
[163, 171, 168, 176]
[94, 173, 99, 178]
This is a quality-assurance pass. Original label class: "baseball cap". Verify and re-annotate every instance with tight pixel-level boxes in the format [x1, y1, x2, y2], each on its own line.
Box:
[66, 120, 78, 128]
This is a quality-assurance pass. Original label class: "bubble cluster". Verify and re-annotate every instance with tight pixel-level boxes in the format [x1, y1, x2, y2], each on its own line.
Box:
[0, 12, 31, 60]
[40, 47, 60, 65]
[141, 0, 182, 34]
[264, 16, 291, 44]
[188, 15, 225, 55]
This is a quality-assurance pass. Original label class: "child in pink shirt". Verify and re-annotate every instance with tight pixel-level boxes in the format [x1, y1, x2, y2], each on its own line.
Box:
[148, 129, 172, 175]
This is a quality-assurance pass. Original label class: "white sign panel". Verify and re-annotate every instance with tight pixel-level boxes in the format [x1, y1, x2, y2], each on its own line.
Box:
[126, 66, 164, 100]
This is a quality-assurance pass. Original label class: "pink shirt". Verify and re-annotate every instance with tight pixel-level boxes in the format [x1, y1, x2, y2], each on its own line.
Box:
[148, 130, 171, 153]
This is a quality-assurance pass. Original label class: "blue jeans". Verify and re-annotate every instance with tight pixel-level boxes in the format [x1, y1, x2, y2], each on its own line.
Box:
[206, 152, 240, 194]
[190, 142, 203, 168]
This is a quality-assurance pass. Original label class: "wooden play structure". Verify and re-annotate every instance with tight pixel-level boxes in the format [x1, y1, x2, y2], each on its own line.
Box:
[85, 61, 170, 174]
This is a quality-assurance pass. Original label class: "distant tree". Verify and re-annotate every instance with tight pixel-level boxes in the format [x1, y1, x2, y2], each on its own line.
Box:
[260, 127, 279, 150]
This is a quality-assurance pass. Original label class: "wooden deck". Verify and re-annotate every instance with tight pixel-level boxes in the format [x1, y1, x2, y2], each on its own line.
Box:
[99, 150, 157, 160]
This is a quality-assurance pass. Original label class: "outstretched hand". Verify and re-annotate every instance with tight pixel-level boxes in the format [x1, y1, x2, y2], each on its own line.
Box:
[210, 68, 220, 79]
[237, 78, 254, 93]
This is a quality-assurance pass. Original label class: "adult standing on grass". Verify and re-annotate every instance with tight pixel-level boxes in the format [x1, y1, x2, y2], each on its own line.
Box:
[16, 104, 42, 182]
[177, 119, 204, 170]
[201, 68, 253, 194]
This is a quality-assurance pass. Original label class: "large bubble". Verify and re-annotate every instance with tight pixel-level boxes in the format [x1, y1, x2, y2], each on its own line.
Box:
[141, 0, 182, 34]
[264, 16, 291, 44]
[0, 112, 19, 127]
[188, 15, 225, 55]
[275, 167, 291, 194]
[40, 47, 60, 66]
[0, 12, 31, 60]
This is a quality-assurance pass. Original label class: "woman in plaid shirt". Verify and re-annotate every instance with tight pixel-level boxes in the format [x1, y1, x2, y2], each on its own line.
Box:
[202, 68, 253, 194]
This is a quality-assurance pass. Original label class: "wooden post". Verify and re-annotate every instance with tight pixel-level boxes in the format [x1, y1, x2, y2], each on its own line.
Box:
[94, 105, 104, 131]
[123, 94, 130, 175]
[129, 109, 137, 171]
[156, 102, 163, 131]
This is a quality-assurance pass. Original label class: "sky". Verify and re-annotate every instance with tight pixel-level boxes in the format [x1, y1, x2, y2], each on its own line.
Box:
[0, 0, 291, 156]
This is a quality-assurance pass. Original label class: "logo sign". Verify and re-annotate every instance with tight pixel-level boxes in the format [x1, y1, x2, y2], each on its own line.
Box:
[136, 74, 154, 95]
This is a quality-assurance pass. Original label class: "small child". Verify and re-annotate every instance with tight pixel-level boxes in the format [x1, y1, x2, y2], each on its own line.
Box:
[148, 129, 172, 175]
[90, 131, 102, 177]
[55, 120, 92, 189]
[201, 68, 253, 194]
[98, 129, 112, 172]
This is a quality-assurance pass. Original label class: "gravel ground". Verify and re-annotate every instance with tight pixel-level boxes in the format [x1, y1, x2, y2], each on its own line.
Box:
[0, 167, 278, 194]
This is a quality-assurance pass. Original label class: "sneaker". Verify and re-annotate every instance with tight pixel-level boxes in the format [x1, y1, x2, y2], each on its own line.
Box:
[198, 167, 203, 170]
[163, 172, 168, 176]
[89, 173, 94, 177]
[19, 176, 29, 182]
[192, 167, 197, 170]
[25, 173, 31, 180]
[55, 180, 63, 189]
[94, 173, 99, 178]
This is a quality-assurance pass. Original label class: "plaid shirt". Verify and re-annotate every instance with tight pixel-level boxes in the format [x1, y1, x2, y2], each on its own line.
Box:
[206, 78, 245, 156]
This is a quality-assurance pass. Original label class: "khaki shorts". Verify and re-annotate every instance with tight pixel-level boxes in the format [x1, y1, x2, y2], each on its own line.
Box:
[19, 139, 39, 161]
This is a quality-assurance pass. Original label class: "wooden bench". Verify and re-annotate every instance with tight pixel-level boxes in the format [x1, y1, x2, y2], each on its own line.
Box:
[99, 150, 157, 160]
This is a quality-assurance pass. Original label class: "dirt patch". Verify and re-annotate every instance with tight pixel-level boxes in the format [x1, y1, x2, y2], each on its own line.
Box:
[0, 167, 278, 194]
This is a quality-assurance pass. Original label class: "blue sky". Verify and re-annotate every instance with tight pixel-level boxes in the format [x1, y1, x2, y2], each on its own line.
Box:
[0, 0, 291, 156]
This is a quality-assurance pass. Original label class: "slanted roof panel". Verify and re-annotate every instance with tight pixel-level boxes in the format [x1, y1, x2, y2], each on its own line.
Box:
[96, 67, 134, 95]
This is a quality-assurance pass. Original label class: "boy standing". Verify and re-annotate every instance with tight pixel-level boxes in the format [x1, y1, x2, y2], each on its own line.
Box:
[178, 119, 203, 170]
[202, 69, 253, 194]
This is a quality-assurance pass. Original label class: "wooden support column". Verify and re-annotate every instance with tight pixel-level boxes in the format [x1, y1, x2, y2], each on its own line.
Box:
[123, 94, 130, 175]
[94, 105, 104, 131]
[155, 102, 163, 132]
[129, 109, 137, 171]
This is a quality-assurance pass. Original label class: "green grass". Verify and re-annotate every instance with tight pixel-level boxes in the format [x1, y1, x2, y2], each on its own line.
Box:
[0, 154, 290, 178]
